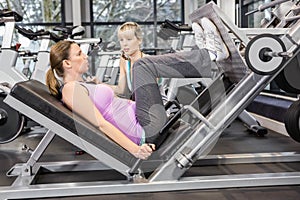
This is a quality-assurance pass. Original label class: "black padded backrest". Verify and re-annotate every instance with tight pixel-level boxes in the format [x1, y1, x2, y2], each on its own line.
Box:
[10, 80, 137, 166]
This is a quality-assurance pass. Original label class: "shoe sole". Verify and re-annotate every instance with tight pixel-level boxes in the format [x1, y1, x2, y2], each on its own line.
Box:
[201, 17, 229, 61]
[192, 22, 205, 49]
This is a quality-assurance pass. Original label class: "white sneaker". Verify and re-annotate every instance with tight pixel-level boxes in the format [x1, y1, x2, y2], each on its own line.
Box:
[201, 17, 229, 61]
[192, 22, 205, 49]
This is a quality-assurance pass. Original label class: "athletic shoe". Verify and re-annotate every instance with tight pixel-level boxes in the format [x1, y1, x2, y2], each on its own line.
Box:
[201, 17, 229, 61]
[192, 22, 205, 49]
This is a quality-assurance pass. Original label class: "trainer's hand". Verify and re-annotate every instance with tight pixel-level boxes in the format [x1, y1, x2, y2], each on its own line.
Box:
[134, 143, 155, 160]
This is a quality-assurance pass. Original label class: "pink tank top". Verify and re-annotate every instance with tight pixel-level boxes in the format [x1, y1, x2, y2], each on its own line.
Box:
[80, 82, 144, 145]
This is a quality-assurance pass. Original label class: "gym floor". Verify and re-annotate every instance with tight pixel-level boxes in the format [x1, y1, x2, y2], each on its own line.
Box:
[1, 120, 300, 200]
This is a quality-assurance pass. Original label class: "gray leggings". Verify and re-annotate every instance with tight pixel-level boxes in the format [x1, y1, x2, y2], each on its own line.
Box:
[132, 48, 212, 143]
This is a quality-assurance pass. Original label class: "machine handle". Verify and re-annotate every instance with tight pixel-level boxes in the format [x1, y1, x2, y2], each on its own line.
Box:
[245, 0, 290, 16]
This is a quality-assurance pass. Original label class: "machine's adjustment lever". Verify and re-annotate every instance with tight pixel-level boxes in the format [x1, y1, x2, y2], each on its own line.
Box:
[183, 105, 214, 129]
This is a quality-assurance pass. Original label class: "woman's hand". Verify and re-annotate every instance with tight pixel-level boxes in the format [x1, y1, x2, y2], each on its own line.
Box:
[133, 143, 156, 160]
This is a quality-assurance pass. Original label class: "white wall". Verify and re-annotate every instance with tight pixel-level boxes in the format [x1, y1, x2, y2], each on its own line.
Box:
[217, 0, 236, 24]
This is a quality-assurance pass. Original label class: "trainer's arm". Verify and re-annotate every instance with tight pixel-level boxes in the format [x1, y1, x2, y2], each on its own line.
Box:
[109, 58, 127, 95]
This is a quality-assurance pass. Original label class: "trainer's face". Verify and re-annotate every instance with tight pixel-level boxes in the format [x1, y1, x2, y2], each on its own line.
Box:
[118, 29, 141, 56]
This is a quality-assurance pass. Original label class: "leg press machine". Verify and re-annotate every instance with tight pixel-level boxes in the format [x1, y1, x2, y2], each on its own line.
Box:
[1, 2, 300, 199]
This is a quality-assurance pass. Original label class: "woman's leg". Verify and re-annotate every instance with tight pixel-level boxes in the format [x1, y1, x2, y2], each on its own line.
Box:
[132, 48, 212, 143]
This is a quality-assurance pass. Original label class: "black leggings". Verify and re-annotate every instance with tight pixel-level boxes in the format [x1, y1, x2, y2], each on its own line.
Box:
[132, 48, 212, 142]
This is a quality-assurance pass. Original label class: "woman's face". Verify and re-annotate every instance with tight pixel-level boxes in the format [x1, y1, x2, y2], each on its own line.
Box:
[118, 29, 141, 56]
[68, 43, 89, 75]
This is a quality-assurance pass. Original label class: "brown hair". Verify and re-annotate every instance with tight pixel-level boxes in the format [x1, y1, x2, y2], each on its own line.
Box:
[46, 40, 75, 99]
[118, 22, 143, 41]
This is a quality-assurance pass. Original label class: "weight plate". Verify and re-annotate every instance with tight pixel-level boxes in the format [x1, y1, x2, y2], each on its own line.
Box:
[245, 34, 286, 75]
[0, 93, 24, 143]
[275, 53, 300, 93]
[284, 100, 300, 143]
